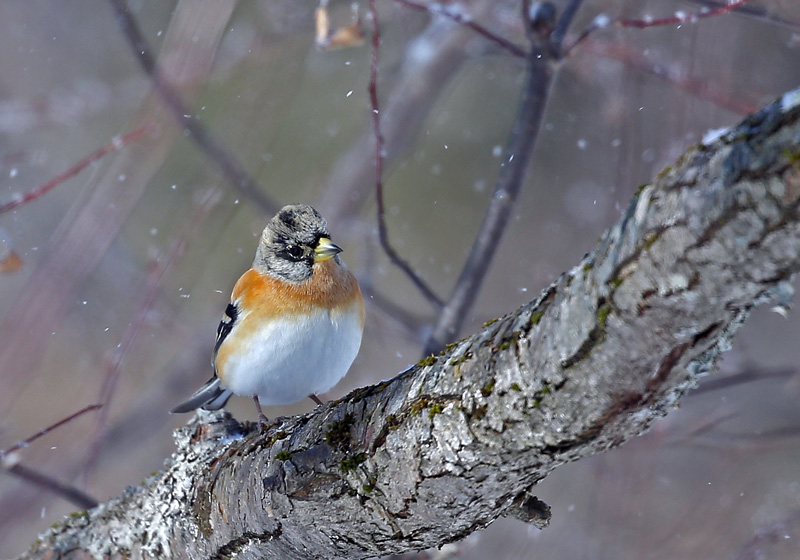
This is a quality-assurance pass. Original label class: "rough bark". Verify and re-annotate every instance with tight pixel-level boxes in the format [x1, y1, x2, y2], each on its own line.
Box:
[17, 89, 800, 560]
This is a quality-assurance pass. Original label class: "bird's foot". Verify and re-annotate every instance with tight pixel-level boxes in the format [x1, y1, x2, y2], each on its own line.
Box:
[252, 396, 270, 428]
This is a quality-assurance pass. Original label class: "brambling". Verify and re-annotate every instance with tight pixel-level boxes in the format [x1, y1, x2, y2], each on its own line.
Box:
[171, 204, 365, 422]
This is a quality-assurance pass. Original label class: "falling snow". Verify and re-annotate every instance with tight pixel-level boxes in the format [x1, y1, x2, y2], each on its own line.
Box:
[593, 14, 611, 28]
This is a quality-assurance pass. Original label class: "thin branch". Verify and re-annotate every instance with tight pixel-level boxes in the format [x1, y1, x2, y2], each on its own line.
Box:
[617, 0, 754, 29]
[106, 0, 277, 215]
[0, 125, 155, 215]
[0, 404, 102, 458]
[367, 0, 444, 309]
[423, 2, 583, 355]
[361, 285, 429, 337]
[393, 0, 527, 58]
[549, 0, 584, 55]
[566, 0, 759, 55]
[582, 39, 759, 115]
[0, 404, 102, 510]
[688, 0, 800, 33]
[3, 463, 98, 510]
[692, 367, 797, 396]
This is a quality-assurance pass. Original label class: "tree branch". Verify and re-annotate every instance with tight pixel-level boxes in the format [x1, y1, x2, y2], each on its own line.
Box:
[18, 88, 800, 559]
[368, 0, 444, 309]
[107, 0, 278, 215]
[423, 1, 578, 354]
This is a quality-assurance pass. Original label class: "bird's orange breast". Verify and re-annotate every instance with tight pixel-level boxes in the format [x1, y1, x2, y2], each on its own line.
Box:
[232, 258, 364, 320]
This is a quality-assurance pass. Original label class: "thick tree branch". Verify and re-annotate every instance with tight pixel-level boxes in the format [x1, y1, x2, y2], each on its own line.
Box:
[18, 89, 800, 559]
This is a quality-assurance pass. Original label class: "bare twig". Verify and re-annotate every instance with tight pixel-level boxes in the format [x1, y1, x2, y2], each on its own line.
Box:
[394, 0, 526, 57]
[567, 0, 759, 55]
[0, 125, 155, 215]
[582, 39, 759, 115]
[1, 404, 102, 458]
[0, 404, 102, 509]
[106, 0, 277, 215]
[368, 0, 444, 309]
[692, 367, 797, 396]
[688, 0, 800, 33]
[549, 0, 583, 54]
[319, 6, 492, 229]
[423, 1, 583, 355]
[361, 285, 429, 337]
[617, 0, 754, 29]
[3, 463, 98, 510]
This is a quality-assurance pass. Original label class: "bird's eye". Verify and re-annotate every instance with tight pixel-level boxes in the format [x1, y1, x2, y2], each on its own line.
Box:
[285, 245, 305, 261]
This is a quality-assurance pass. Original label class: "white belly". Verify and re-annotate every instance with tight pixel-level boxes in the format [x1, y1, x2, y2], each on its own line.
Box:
[220, 306, 362, 406]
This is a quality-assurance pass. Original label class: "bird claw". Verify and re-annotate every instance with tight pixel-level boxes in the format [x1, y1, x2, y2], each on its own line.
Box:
[253, 396, 270, 427]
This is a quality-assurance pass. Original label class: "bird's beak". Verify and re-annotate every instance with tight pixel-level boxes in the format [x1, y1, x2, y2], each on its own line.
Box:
[314, 237, 342, 262]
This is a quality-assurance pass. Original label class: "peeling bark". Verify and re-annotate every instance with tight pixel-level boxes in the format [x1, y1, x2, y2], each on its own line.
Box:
[17, 89, 800, 560]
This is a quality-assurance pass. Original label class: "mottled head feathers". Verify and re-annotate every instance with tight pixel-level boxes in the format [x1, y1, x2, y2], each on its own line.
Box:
[253, 204, 340, 283]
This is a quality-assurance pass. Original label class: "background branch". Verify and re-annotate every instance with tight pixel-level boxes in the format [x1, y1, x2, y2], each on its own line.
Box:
[423, 2, 579, 354]
[0, 0, 237, 417]
[107, 0, 277, 215]
[368, 0, 444, 308]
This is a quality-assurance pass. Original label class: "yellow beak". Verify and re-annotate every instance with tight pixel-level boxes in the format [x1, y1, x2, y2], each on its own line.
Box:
[314, 237, 342, 262]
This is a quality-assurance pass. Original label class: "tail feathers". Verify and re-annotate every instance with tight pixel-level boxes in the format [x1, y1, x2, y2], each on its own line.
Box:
[171, 377, 233, 414]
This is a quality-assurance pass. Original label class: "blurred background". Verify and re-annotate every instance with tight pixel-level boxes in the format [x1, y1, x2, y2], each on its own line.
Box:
[0, 1, 799, 558]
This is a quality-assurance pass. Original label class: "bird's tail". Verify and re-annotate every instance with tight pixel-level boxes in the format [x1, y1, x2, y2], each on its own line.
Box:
[171, 376, 233, 413]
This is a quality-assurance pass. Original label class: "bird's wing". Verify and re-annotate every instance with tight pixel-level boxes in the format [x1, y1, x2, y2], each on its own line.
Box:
[213, 301, 239, 360]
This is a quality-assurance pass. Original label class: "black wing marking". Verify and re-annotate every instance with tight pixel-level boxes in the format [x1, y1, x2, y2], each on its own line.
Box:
[214, 302, 239, 358]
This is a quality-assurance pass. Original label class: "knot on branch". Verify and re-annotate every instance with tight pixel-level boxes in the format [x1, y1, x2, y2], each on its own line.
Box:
[526, 1, 557, 39]
[504, 493, 551, 529]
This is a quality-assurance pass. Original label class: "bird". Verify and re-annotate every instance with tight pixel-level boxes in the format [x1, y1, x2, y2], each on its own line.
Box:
[171, 204, 364, 423]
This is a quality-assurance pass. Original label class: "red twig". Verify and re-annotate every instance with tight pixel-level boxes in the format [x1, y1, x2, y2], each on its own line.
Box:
[393, 0, 526, 57]
[0, 404, 102, 458]
[617, 0, 754, 29]
[584, 40, 759, 115]
[368, 0, 443, 308]
[0, 123, 155, 215]
[688, 0, 800, 33]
